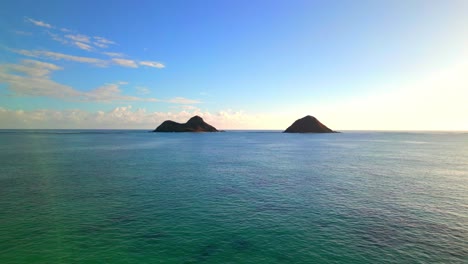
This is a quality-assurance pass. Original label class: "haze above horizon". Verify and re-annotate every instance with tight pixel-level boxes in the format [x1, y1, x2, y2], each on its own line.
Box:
[1, 0, 467, 130]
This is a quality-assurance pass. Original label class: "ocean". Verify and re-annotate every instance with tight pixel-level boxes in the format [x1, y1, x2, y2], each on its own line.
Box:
[0, 130, 467, 263]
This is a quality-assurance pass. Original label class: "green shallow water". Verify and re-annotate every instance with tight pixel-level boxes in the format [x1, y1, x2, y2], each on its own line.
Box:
[1, 130, 467, 263]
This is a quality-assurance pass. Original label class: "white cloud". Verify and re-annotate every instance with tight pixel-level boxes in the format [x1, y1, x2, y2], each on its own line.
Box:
[84, 83, 157, 102]
[65, 34, 91, 43]
[24, 18, 117, 51]
[92, 37, 116, 49]
[112, 58, 138, 68]
[47, 32, 68, 44]
[167, 97, 201, 104]
[135, 86, 151, 95]
[139, 61, 165, 68]
[74, 42, 93, 51]
[0, 60, 159, 102]
[85, 83, 157, 102]
[94, 36, 115, 45]
[103, 52, 124, 57]
[13, 49, 106, 66]
[49, 31, 116, 51]
[11, 49, 165, 70]
[179, 105, 199, 111]
[6, 59, 62, 77]
[0, 60, 80, 98]
[26, 17, 52, 28]
[19, 19, 163, 69]
[94, 42, 108, 48]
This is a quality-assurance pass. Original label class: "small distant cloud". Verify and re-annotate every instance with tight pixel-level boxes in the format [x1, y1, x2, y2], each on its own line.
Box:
[112, 58, 138, 68]
[94, 36, 115, 45]
[25, 17, 53, 28]
[167, 97, 201, 104]
[85, 83, 124, 101]
[93, 36, 116, 48]
[74, 42, 93, 51]
[139, 61, 165, 68]
[47, 32, 68, 44]
[94, 42, 108, 48]
[13, 49, 106, 66]
[60, 28, 71, 32]
[181, 105, 199, 111]
[135, 86, 151, 95]
[65, 34, 91, 43]
[102, 52, 124, 57]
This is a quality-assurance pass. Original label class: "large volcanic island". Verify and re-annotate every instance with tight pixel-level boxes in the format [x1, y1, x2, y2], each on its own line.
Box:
[284, 115, 336, 133]
[153, 116, 219, 132]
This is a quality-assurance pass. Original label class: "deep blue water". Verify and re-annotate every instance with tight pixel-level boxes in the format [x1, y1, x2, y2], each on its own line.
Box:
[0, 130, 467, 263]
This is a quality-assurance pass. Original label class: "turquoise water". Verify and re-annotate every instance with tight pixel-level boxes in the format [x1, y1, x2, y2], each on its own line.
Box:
[1, 130, 467, 263]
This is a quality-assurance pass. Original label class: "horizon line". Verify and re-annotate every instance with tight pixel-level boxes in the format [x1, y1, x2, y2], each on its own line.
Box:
[0, 128, 467, 132]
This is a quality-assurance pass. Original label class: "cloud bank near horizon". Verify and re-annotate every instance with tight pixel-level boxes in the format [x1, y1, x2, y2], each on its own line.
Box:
[0, 106, 270, 130]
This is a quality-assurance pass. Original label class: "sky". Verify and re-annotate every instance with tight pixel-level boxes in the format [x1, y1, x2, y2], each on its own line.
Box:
[0, 0, 467, 130]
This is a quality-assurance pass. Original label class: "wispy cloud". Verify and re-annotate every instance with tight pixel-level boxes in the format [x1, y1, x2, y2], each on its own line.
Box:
[112, 58, 138, 68]
[25, 18, 116, 52]
[0, 60, 160, 102]
[74, 42, 93, 51]
[85, 83, 156, 102]
[25, 17, 53, 28]
[15, 18, 165, 70]
[94, 36, 115, 44]
[93, 36, 116, 48]
[166, 97, 201, 104]
[139, 61, 165, 68]
[11, 48, 166, 70]
[13, 49, 106, 66]
[65, 34, 91, 43]
[103, 52, 124, 57]
[5, 59, 62, 77]
[0, 60, 80, 98]
[135, 86, 151, 95]
[46, 31, 68, 44]
[94, 42, 107, 48]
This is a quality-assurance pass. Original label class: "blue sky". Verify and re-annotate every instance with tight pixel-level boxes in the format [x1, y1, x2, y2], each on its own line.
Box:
[1, 0, 467, 129]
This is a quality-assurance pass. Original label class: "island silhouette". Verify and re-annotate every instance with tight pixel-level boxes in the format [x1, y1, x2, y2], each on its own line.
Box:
[153, 116, 219, 132]
[153, 115, 336, 133]
[284, 115, 336, 133]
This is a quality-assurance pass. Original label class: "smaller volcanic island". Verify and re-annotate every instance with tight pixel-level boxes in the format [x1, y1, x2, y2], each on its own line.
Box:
[284, 115, 336, 133]
[153, 116, 219, 132]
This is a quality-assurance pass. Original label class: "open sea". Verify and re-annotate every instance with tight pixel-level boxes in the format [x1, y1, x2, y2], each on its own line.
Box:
[0, 130, 467, 263]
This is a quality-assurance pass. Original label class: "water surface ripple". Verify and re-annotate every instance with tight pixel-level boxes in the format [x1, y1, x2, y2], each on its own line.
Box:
[1, 130, 467, 263]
